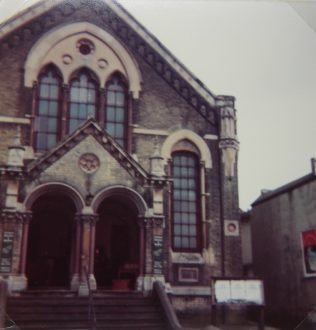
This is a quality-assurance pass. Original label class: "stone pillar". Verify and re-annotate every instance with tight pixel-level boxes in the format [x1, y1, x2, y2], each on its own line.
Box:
[71, 214, 82, 291]
[0, 210, 31, 292]
[141, 214, 167, 293]
[78, 213, 98, 296]
[18, 212, 32, 275]
[217, 95, 242, 276]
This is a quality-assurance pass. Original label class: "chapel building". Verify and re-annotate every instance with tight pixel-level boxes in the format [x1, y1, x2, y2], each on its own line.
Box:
[0, 0, 241, 313]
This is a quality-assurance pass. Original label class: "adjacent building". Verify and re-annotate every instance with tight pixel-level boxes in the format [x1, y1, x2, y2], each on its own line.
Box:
[0, 0, 241, 314]
[250, 159, 316, 326]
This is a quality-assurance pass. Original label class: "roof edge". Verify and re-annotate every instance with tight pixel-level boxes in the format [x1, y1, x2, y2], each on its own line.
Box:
[251, 173, 316, 207]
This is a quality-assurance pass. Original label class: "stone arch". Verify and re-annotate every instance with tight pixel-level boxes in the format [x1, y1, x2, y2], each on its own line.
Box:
[91, 185, 148, 216]
[161, 129, 212, 168]
[24, 22, 142, 98]
[23, 182, 85, 212]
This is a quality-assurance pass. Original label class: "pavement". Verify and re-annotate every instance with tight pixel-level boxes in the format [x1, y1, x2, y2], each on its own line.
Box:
[185, 323, 281, 330]
[214, 324, 281, 330]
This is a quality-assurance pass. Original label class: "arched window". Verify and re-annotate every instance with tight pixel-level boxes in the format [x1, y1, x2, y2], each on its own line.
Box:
[68, 70, 97, 133]
[104, 74, 127, 148]
[172, 151, 201, 251]
[35, 67, 61, 152]
[32, 66, 132, 152]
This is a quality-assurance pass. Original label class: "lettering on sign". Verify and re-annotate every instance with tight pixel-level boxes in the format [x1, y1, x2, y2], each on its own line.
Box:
[0, 231, 14, 273]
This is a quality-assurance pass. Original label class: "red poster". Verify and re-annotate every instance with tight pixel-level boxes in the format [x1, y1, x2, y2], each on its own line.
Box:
[302, 230, 316, 275]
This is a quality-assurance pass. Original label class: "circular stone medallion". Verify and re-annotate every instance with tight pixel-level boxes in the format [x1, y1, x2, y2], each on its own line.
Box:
[79, 153, 100, 173]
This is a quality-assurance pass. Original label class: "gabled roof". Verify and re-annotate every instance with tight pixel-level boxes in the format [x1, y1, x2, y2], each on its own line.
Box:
[27, 118, 168, 186]
[252, 172, 316, 207]
[0, 0, 234, 125]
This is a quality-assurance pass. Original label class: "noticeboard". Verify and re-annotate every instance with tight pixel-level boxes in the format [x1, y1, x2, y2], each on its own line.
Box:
[212, 278, 264, 305]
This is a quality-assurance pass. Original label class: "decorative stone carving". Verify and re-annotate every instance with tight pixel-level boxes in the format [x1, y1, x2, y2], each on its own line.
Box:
[219, 139, 239, 178]
[75, 213, 99, 225]
[150, 139, 165, 177]
[62, 54, 73, 65]
[79, 153, 100, 173]
[0, 211, 32, 224]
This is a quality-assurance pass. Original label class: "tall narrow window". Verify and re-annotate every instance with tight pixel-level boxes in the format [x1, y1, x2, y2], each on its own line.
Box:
[35, 67, 61, 152]
[68, 70, 97, 133]
[172, 152, 200, 251]
[105, 74, 127, 148]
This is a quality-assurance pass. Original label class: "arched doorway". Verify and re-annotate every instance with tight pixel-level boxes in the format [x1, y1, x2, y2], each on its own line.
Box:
[95, 196, 140, 290]
[26, 193, 76, 288]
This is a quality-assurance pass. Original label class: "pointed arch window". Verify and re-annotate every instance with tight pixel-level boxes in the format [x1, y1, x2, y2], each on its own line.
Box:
[32, 67, 132, 152]
[172, 151, 201, 252]
[104, 74, 127, 148]
[68, 70, 97, 133]
[35, 67, 61, 152]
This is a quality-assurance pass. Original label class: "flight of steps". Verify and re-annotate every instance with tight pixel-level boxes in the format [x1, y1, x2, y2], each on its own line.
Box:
[6, 290, 169, 330]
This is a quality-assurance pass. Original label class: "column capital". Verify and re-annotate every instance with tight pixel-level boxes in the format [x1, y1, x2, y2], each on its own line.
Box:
[0, 210, 32, 224]
[75, 213, 99, 225]
[138, 215, 165, 228]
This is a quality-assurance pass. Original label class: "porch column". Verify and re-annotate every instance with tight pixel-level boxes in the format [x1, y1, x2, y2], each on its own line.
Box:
[78, 213, 98, 296]
[70, 214, 82, 290]
[140, 214, 167, 293]
[137, 217, 145, 277]
[18, 212, 32, 276]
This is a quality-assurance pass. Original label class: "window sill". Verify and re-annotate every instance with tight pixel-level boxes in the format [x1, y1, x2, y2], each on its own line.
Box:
[171, 251, 205, 264]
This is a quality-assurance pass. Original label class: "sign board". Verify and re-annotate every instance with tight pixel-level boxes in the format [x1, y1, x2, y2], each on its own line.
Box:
[153, 235, 163, 275]
[213, 278, 264, 305]
[0, 231, 14, 273]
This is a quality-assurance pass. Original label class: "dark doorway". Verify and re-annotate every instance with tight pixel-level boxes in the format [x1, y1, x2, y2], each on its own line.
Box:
[26, 193, 75, 288]
[95, 197, 140, 290]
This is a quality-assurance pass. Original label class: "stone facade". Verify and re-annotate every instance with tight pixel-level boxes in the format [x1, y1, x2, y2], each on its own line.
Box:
[250, 160, 316, 327]
[0, 0, 241, 314]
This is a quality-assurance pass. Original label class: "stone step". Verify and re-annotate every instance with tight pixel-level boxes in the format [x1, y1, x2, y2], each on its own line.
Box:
[6, 291, 168, 330]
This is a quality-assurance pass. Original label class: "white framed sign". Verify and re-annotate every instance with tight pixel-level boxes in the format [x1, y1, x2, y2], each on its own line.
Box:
[213, 278, 264, 305]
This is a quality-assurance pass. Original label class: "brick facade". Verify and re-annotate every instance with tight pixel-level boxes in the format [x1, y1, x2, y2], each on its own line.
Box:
[0, 0, 241, 313]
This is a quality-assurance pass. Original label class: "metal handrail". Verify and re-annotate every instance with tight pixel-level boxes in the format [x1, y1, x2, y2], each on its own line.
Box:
[153, 281, 183, 330]
[83, 265, 97, 330]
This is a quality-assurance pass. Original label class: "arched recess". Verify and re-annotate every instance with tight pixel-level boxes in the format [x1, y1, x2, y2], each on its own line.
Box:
[24, 22, 142, 98]
[161, 129, 212, 168]
[92, 186, 148, 290]
[23, 182, 85, 212]
[91, 185, 148, 216]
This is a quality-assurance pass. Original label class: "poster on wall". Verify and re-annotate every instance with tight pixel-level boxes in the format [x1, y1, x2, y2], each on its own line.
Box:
[0, 231, 14, 273]
[153, 235, 163, 275]
[302, 229, 316, 276]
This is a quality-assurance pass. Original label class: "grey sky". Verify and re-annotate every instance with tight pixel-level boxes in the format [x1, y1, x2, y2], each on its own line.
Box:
[1, 0, 316, 210]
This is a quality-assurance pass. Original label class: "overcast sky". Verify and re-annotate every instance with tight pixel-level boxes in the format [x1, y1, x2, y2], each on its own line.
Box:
[1, 0, 316, 210]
